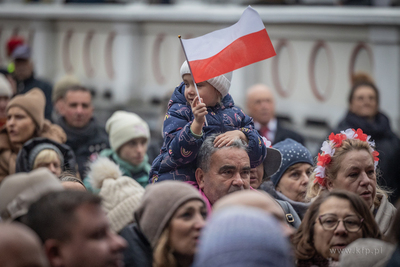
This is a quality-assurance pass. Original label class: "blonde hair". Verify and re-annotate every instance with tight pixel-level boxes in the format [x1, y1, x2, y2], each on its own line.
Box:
[33, 149, 61, 170]
[153, 227, 177, 267]
[307, 138, 389, 207]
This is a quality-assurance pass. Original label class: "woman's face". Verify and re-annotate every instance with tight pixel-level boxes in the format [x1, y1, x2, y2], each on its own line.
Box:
[169, 200, 207, 258]
[276, 163, 312, 202]
[36, 158, 62, 176]
[350, 85, 378, 119]
[327, 150, 376, 208]
[6, 106, 36, 144]
[118, 137, 148, 166]
[313, 196, 363, 261]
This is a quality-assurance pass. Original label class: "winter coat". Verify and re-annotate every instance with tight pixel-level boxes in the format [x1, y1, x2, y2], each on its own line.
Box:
[0, 120, 66, 183]
[84, 149, 151, 193]
[16, 74, 53, 121]
[387, 246, 400, 267]
[261, 180, 310, 220]
[372, 193, 396, 236]
[56, 117, 109, 179]
[119, 223, 153, 267]
[15, 137, 77, 175]
[149, 82, 267, 183]
[335, 111, 400, 203]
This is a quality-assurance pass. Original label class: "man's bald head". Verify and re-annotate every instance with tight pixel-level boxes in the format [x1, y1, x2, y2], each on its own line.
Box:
[213, 190, 294, 237]
[246, 84, 275, 126]
[0, 223, 48, 267]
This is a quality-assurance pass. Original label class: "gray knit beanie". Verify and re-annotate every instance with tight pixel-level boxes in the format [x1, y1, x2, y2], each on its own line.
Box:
[192, 206, 293, 267]
[180, 61, 232, 98]
[0, 168, 64, 221]
[134, 181, 205, 248]
[270, 138, 313, 187]
[28, 143, 64, 170]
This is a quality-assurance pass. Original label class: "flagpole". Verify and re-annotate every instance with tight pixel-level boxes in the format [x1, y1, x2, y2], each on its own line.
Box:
[178, 35, 208, 126]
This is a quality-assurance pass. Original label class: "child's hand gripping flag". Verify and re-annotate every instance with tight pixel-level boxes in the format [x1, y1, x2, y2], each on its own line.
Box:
[180, 6, 276, 83]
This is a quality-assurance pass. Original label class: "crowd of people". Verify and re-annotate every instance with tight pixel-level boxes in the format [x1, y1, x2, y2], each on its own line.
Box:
[0, 39, 399, 267]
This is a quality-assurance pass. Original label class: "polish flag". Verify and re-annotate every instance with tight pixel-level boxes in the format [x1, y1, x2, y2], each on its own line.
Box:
[180, 6, 276, 83]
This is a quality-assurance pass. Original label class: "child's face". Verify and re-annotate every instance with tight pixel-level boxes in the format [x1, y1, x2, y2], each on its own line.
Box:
[118, 137, 148, 166]
[183, 74, 221, 107]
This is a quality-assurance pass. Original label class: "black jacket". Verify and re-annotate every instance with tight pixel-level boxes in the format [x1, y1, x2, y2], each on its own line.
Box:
[15, 137, 77, 175]
[273, 120, 305, 145]
[56, 117, 109, 179]
[335, 111, 400, 203]
[16, 74, 53, 121]
[119, 223, 152, 267]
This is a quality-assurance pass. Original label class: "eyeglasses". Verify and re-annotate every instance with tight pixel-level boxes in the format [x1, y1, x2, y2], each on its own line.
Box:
[318, 214, 364, 232]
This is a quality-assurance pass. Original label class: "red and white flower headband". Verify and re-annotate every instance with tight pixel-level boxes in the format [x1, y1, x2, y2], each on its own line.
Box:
[314, 128, 379, 187]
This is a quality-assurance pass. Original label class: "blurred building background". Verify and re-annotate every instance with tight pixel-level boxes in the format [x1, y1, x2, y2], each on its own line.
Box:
[0, 1, 399, 153]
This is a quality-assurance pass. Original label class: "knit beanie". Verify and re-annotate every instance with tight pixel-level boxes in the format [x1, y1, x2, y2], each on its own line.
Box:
[180, 61, 232, 98]
[192, 206, 293, 267]
[28, 143, 64, 170]
[106, 111, 150, 152]
[52, 75, 81, 103]
[270, 138, 313, 187]
[0, 168, 63, 221]
[6, 88, 45, 131]
[88, 157, 145, 233]
[0, 74, 12, 98]
[134, 181, 205, 248]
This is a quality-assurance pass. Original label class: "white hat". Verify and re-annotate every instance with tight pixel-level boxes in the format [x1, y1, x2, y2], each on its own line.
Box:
[180, 61, 232, 98]
[106, 111, 150, 152]
[89, 157, 145, 233]
[0, 74, 12, 98]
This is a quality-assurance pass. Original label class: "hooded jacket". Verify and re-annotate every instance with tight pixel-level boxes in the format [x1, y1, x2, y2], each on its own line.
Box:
[0, 120, 66, 183]
[15, 137, 77, 175]
[149, 82, 266, 183]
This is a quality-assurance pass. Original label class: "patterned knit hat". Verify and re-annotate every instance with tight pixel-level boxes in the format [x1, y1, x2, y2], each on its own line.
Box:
[88, 157, 145, 233]
[6, 88, 45, 131]
[193, 206, 293, 267]
[180, 61, 232, 97]
[270, 138, 313, 187]
[106, 111, 150, 152]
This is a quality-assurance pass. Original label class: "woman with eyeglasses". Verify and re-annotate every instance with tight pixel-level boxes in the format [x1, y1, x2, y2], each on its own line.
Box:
[307, 128, 396, 235]
[292, 190, 381, 266]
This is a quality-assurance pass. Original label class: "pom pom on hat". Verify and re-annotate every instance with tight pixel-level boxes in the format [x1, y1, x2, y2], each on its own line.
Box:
[180, 61, 232, 98]
[88, 157, 145, 233]
[7, 88, 46, 131]
[0, 74, 12, 98]
[106, 111, 150, 152]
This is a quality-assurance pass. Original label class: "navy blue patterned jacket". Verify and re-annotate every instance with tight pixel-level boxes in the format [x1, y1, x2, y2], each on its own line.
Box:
[149, 82, 267, 183]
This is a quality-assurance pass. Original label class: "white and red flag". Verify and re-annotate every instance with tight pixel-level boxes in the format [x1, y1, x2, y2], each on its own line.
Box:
[180, 6, 276, 83]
